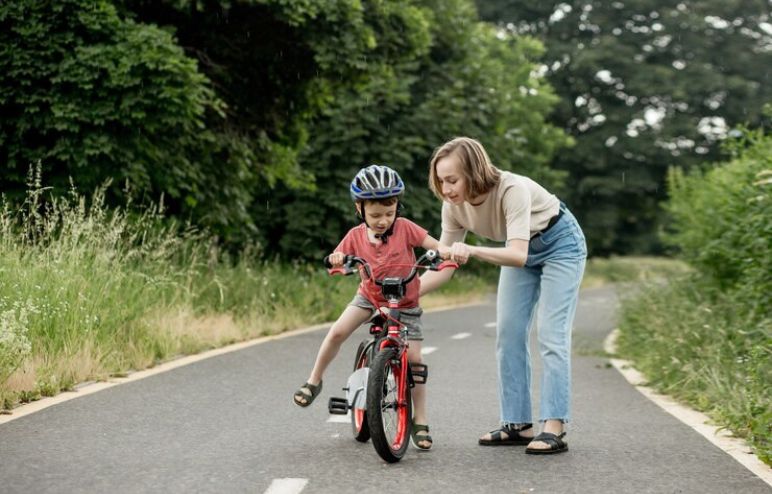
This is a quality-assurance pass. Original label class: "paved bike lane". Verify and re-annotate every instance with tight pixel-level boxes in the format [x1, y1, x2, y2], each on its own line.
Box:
[0, 286, 768, 493]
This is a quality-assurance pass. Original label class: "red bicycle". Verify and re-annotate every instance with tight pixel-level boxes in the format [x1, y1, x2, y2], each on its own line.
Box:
[326, 249, 457, 462]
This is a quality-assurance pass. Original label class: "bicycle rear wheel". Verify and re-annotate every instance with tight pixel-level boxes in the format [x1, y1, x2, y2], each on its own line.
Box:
[367, 347, 412, 463]
[351, 340, 371, 442]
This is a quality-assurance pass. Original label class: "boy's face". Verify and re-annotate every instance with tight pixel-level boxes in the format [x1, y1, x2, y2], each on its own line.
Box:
[357, 201, 398, 235]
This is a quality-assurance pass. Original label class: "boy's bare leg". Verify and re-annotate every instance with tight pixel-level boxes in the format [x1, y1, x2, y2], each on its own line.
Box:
[305, 305, 371, 386]
[407, 341, 431, 448]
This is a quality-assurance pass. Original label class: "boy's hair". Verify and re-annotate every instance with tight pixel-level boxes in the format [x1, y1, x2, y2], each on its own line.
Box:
[358, 196, 399, 207]
[429, 136, 500, 201]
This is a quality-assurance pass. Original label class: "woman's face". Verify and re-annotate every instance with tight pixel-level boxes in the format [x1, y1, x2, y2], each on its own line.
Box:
[435, 153, 468, 205]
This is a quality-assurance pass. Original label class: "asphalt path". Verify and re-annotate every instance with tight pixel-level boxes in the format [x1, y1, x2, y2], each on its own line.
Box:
[0, 286, 768, 493]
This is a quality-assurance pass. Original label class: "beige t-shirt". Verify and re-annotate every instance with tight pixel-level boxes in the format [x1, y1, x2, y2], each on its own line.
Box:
[440, 171, 560, 244]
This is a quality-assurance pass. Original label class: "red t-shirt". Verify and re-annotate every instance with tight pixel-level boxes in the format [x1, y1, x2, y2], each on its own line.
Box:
[335, 218, 428, 309]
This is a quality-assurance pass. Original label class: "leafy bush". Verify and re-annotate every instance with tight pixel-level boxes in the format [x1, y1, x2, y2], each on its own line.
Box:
[664, 126, 771, 310]
[0, 0, 226, 200]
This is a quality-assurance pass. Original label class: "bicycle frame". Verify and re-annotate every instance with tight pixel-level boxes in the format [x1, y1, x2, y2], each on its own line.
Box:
[326, 249, 457, 462]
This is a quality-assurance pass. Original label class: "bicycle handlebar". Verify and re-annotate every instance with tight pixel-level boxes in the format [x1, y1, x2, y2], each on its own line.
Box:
[323, 249, 457, 285]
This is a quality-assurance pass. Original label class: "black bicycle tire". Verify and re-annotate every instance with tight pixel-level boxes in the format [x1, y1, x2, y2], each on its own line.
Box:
[367, 347, 412, 463]
[351, 340, 372, 442]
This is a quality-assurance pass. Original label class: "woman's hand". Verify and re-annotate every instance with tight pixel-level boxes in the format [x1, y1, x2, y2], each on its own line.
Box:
[449, 242, 472, 264]
[436, 244, 451, 260]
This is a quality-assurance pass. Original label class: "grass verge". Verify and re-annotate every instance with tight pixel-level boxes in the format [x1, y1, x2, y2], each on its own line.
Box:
[0, 182, 492, 410]
[616, 277, 771, 465]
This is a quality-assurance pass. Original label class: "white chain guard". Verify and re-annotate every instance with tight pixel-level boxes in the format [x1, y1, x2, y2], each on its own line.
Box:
[346, 367, 369, 410]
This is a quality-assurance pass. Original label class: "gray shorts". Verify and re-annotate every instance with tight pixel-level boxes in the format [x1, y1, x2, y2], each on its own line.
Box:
[349, 293, 424, 341]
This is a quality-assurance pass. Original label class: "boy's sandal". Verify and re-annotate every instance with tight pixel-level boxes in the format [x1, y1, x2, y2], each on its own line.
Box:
[478, 423, 533, 446]
[525, 432, 568, 454]
[293, 381, 322, 407]
[411, 424, 433, 450]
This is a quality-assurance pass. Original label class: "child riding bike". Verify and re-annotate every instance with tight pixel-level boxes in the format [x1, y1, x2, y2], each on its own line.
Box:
[293, 164, 444, 450]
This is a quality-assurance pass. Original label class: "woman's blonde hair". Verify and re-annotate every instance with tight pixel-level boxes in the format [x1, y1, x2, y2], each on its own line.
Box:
[428, 137, 500, 201]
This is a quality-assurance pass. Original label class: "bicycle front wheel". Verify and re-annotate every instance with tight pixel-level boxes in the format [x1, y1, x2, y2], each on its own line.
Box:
[366, 347, 411, 463]
[351, 340, 372, 442]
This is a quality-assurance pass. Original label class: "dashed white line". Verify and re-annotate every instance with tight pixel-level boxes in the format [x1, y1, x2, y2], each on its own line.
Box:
[484, 322, 496, 328]
[451, 332, 471, 340]
[421, 346, 437, 355]
[264, 478, 308, 494]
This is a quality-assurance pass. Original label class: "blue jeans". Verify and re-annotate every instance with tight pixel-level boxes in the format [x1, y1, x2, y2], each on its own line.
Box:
[496, 205, 587, 424]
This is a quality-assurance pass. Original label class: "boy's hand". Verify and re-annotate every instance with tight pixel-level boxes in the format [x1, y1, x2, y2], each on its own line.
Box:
[328, 252, 346, 267]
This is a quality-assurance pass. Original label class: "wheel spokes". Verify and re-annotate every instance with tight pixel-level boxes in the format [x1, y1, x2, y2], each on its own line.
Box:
[379, 363, 403, 445]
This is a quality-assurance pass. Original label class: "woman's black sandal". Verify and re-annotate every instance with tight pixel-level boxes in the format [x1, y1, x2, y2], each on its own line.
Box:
[478, 423, 533, 446]
[525, 431, 568, 454]
[293, 381, 322, 407]
[411, 424, 433, 450]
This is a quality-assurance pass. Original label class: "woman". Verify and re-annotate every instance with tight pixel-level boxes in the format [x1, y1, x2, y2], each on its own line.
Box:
[421, 137, 587, 454]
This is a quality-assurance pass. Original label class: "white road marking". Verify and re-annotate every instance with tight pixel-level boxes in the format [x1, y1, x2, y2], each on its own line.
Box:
[421, 346, 437, 355]
[331, 433, 340, 438]
[264, 478, 308, 494]
[451, 332, 471, 340]
[327, 412, 350, 423]
[484, 322, 496, 328]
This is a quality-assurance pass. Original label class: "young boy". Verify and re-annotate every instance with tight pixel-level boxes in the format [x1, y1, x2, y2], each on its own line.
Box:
[293, 164, 441, 450]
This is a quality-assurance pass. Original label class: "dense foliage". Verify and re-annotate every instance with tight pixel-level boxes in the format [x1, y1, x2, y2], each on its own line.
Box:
[475, 0, 771, 254]
[1, 0, 568, 258]
[618, 125, 771, 464]
[0, 1, 254, 229]
[665, 127, 771, 306]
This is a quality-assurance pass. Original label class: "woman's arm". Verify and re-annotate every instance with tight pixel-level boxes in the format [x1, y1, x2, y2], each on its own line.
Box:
[419, 234, 456, 296]
[450, 239, 529, 268]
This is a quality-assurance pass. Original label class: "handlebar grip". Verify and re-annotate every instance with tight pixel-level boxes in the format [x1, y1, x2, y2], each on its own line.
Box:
[324, 254, 354, 269]
[437, 260, 459, 270]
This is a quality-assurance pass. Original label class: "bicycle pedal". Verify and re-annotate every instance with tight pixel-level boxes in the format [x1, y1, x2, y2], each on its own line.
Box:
[410, 363, 428, 384]
[328, 397, 349, 415]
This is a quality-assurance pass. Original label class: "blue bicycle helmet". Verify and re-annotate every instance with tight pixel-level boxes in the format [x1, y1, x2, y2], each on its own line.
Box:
[350, 164, 405, 202]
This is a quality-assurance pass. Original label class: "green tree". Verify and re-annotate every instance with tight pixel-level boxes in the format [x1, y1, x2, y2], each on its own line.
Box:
[122, 0, 569, 258]
[0, 0, 318, 244]
[0, 1, 220, 214]
[269, 0, 570, 258]
[475, 0, 772, 254]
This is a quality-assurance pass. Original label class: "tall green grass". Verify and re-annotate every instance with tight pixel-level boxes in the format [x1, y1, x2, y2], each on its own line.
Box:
[0, 172, 489, 409]
[617, 125, 771, 465]
[618, 280, 770, 465]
